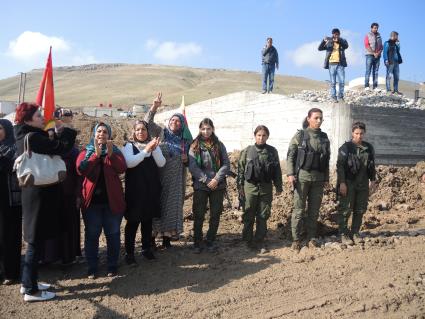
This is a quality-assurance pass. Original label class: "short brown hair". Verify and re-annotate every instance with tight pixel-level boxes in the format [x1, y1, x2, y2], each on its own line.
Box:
[254, 125, 270, 136]
[352, 121, 366, 132]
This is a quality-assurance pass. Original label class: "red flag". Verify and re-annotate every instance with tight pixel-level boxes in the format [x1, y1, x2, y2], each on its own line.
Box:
[36, 46, 55, 124]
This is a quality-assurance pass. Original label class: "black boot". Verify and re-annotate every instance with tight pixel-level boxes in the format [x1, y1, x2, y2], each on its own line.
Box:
[125, 254, 137, 265]
[162, 236, 172, 249]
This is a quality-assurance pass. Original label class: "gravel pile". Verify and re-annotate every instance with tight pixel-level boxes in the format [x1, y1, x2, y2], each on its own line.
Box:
[289, 88, 425, 109]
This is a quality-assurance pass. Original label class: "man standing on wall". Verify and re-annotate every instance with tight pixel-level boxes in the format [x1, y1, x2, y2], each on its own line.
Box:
[383, 31, 403, 95]
[364, 22, 383, 90]
[318, 28, 349, 102]
[261, 37, 279, 94]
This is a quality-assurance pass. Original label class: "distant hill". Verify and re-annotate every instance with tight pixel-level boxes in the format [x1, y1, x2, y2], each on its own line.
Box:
[0, 64, 328, 108]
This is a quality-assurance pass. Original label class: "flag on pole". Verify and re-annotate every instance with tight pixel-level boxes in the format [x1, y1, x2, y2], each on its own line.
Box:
[179, 95, 192, 142]
[36, 46, 55, 128]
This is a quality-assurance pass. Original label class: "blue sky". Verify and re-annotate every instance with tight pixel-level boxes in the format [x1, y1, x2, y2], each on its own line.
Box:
[1, 0, 424, 83]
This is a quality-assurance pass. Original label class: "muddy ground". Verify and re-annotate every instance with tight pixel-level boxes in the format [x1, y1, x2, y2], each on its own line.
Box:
[1, 115, 424, 318]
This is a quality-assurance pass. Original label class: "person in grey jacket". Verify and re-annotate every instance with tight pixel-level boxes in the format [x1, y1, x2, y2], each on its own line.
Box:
[261, 37, 279, 94]
[188, 118, 229, 253]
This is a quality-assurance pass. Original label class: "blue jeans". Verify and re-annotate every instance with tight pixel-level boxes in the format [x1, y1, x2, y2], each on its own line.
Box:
[82, 204, 122, 274]
[21, 241, 41, 294]
[365, 55, 380, 88]
[386, 62, 400, 92]
[262, 63, 275, 92]
[328, 64, 345, 98]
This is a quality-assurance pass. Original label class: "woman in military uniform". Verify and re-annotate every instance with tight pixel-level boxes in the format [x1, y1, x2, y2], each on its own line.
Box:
[337, 122, 376, 245]
[237, 125, 282, 252]
[287, 108, 330, 251]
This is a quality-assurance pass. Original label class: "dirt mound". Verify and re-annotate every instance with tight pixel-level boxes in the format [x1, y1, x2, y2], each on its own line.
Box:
[184, 149, 425, 240]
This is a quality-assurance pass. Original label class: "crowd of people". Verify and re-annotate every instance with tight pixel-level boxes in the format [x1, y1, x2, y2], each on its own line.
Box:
[263, 22, 403, 100]
[0, 91, 383, 302]
[0, 21, 411, 303]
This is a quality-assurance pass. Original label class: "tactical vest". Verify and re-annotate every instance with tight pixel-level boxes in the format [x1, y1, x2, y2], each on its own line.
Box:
[295, 129, 329, 174]
[244, 145, 276, 184]
[342, 141, 375, 180]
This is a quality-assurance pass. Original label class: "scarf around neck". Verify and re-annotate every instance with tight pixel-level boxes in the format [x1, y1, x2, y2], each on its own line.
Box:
[163, 113, 192, 157]
[194, 137, 221, 172]
[81, 123, 120, 169]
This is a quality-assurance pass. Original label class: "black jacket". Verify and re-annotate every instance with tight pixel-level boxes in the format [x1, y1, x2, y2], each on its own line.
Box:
[14, 124, 77, 243]
[318, 37, 349, 69]
[124, 143, 162, 222]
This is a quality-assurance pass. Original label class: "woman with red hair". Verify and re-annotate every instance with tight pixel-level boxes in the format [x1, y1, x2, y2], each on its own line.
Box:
[14, 102, 77, 302]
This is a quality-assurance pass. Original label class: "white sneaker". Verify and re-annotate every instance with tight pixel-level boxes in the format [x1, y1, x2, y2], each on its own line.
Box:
[24, 290, 56, 302]
[20, 282, 51, 294]
[364, 87, 371, 91]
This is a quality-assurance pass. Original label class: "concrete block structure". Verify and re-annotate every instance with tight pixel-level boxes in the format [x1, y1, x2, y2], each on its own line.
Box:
[0, 101, 16, 115]
[155, 91, 425, 166]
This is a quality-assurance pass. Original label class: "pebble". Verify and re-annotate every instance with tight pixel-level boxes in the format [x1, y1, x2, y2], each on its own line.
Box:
[289, 89, 425, 109]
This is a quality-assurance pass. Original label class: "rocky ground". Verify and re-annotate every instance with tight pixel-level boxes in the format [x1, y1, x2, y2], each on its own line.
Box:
[289, 87, 425, 109]
[1, 116, 425, 318]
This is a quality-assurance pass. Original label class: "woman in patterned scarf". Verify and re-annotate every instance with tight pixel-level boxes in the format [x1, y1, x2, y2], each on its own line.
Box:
[188, 118, 229, 253]
[76, 122, 126, 278]
[144, 93, 193, 248]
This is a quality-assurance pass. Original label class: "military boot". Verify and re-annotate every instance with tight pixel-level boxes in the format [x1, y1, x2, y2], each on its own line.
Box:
[308, 238, 320, 248]
[291, 241, 301, 252]
[340, 234, 354, 246]
[352, 233, 364, 244]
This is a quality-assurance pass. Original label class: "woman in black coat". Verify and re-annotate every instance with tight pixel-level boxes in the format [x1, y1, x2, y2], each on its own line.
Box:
[121, 120, 165, 263]
[0, 119, 22, 285]
[14, 102, 76, 302]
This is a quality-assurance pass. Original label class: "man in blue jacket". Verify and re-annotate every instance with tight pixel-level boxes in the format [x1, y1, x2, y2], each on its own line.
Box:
[261, 37, 279, 94]
[383, 31, 403, 95]
[318, 28, 349, 102]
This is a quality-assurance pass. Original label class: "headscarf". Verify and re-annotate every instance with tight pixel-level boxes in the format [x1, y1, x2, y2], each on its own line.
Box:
[82, 122, 120, 166]
[0, 118, 16, 161]
[163, 113, 192, 157]
[131, 120, 151, 151]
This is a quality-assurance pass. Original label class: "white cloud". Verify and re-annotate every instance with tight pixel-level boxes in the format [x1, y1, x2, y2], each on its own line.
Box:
[286, 41, 323, 68]
[145, 40, 202, 63]
[7, 31, 70, 60]
[3, 31, 98, 74]
[286, 29, 363, 68]
[145, 39, 159, 50]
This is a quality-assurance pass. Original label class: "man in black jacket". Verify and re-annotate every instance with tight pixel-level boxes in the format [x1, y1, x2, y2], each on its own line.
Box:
[318, 28, 349, 102]
[261, 37, 279, 94]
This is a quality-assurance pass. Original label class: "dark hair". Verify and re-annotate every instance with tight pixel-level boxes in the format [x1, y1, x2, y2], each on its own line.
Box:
[352, 121, 366, 132]
[132, 119, 150, 142]
[371, 22, 379, 28]
[332, 28, 340, 35]
[14, 102, 40, 124]
[267, 37, 272, 42]
[302, 108, 323, 129]
[199, 118, 215, 130]
[190, 118, 219, 152]
[254, 125, 270, 137]
[390, 31, 399, 37]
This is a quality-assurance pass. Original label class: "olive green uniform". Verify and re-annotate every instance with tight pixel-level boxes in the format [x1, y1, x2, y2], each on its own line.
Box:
[336, 141, 376, 235]
[237, 144, 283, 243]
[287, 128, 330, 242]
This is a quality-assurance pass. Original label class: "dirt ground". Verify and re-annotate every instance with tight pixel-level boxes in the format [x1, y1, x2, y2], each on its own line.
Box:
[1, 116, 425, 318]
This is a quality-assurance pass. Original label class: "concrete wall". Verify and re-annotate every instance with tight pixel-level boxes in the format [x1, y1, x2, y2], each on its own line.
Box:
[155, 91, 425, 166]
[351, 106, 425, 165]
[82, 107, 121, 118]
[0, 101, 16, 115]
